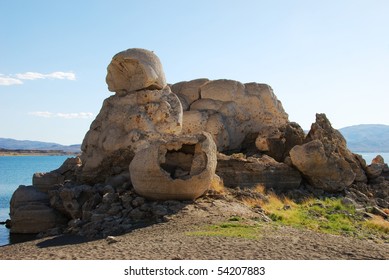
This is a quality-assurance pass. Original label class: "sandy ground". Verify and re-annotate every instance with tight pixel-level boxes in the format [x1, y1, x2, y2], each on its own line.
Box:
[1, 198, 389, 260]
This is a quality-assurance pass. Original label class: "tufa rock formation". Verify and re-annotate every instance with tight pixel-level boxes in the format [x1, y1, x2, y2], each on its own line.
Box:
[79, 49, 183, 184]
[106, 48, 166, 93]
[290, 114, 366, 192]
[8, 48, 389, 237]
[130, 132, 217, 200]
[176, 79, 289, 152]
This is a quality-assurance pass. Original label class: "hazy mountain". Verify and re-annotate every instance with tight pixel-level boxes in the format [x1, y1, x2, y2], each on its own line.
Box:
[340, 124, 389, 152]
[0, 138, 81, 153]
[2, 124, 388, 154]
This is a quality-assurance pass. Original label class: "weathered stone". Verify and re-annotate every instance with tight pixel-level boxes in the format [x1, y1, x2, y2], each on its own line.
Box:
[365, 164, 384, 179]
[179, 79, 289, 151]
[130, 132, 217, 200]
[33, 157, 82, 193]
[10, 185, 67, 233]
[255, 122, 305, 162]
[79, 86, 183, 184]
[33, 172, 64, 193]
[290, 140, 355, 192]
[290, 114, 367, 192]
[171, 78, 209, 106]
[106, 48, 166, 94]
[372, 155, 385, 164]
[216, 154, 302, 190]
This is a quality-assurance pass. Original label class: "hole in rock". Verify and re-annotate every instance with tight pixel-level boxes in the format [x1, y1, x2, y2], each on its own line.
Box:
[160, 143, 207, 180]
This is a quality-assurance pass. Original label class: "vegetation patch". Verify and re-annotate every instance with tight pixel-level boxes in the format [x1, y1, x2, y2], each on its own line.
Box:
[255, 190, 389, 242]
[187, 218, 262, 239]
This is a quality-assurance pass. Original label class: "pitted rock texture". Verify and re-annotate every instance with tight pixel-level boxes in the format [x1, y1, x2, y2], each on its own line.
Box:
[106, 48, 166, 94]
[173, 79, 289, 151]
[130, 132, 217, 200]
[290, 114, 366, 192]
[216, 153, 302, 191]
[10, 185, 67, 233]
[79, 87, 183, 184]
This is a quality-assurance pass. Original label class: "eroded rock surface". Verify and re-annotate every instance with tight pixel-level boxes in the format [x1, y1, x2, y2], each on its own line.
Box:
[290, 114, 366, 192]
[174, 79, 289, 151]
[106, 48, 166, 94]
[79, 86, 183, 184]
[216, 153, 302, 191]
[10, 185, 67, 233]
[130, 132, 217, 200]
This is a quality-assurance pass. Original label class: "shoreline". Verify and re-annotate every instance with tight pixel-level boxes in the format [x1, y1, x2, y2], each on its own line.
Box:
[0, 150, 79, 156]
[1, 198, 388, 260]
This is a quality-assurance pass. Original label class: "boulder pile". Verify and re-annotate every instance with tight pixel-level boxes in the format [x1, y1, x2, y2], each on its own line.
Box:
[8, 48, 389, 238]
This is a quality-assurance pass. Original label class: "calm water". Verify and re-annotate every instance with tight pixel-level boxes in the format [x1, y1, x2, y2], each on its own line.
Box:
[0, 155, 69, 247]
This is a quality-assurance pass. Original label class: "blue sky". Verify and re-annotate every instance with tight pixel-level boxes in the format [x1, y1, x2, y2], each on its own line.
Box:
[1, 0, 388, 145]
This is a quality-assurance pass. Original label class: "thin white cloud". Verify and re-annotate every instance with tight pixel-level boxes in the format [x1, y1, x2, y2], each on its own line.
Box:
[0, 71, 76, 86]
[0, 74, 23, 86]
[29, 111, 94, 119]
[56, 112, 94, 119]
[29, 111, 54, 118]
[16, 71, 76, 81]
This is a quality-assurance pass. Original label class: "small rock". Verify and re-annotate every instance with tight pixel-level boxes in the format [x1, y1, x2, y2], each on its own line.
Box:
[132, 196, 145, 207]
[106, 236, 119, 244]
[152, 205, 168, 216]
[129, 208, 145, 221]
[376, 198, 389, 208]
[102, 193, 118, 204]
[102, 185, 115, 194]
[372, 206, 388, 219]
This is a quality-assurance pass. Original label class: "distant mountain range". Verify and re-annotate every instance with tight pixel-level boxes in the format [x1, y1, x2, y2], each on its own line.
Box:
[0, 138, 81, 153]
[0, 124, 388, 154]
[339, 124, 389, 153]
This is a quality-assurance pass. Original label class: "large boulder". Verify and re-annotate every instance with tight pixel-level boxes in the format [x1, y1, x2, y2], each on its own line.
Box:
[216, 153, 302, 190]
[290, 114, 366, 192]
[106, 48, 166, 94]
[174, 79, 289, 152]
[10, 185, 67, 233]
[129, 132, 217, 200]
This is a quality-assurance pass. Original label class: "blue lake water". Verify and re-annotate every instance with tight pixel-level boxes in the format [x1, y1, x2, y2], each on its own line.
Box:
[0, 153, 388, 247]
[0, 155, 70, 247]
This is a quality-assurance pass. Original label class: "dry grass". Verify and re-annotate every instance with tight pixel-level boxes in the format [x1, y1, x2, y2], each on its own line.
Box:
[363, 215, 389, 234]
[209, 175, 226, 194]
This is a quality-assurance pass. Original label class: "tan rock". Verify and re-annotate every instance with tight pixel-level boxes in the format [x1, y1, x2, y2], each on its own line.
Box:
[216, 154, 302, 190]
[10, 185, 66, 233]
[180, 79, 289, 151]
[171, 78, 209, 106]
[289, 114, 365, 191]
[290, 140, 356, 192]
[255, 122, 305, 162]
[33, 157, 82, 193]
[79, 87, 183, 184]
[129, 132, 217, 200]
[106, 48, 166, 94]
